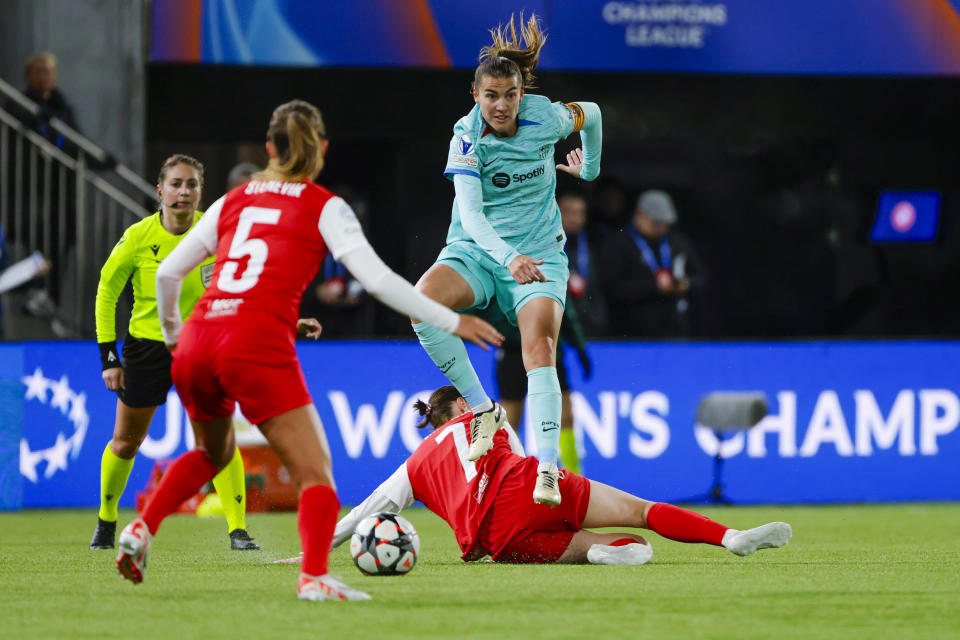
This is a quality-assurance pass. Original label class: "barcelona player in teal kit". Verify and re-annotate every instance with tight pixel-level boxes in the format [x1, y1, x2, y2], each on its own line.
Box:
[412, 14, 603, 506]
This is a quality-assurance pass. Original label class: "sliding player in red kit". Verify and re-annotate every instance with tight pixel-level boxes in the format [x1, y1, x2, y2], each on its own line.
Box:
[331, 386, 793, 565]
[114, 100, 503, 602]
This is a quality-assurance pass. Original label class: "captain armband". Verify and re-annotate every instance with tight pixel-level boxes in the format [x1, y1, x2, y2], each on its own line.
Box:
[566, 102, 586, 132]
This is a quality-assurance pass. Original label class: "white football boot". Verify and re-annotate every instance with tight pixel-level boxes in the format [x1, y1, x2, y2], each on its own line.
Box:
[116, 518, 152, 584]
[586, 542, 654, 565]
[532, 462, 561, 506]
[722, 522, 793, 556]
[297, 573, 371, 601]
[467, 402, 505, 461]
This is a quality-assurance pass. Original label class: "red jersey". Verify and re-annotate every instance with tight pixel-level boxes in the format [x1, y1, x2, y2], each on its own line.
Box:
[193, 180, 343, 333]
[405, 413, 525, 560]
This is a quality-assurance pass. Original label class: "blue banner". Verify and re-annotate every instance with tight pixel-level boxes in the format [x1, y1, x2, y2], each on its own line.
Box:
[151, 0, 960, 76]
[4, 340, 960, 508]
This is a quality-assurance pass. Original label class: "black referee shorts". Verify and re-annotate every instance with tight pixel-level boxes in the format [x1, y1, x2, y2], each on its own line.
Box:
[117, 336, 174, 408]
[494, 342, 570, 402]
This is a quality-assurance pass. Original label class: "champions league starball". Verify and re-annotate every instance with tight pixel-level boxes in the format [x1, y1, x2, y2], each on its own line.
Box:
[350, 512, 420, 576]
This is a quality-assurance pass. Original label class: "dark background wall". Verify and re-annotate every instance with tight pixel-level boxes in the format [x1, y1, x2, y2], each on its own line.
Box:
[147, 64, 960, 339]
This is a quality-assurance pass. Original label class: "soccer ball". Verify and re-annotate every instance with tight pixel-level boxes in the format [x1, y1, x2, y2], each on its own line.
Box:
[350, 512, 420, 576]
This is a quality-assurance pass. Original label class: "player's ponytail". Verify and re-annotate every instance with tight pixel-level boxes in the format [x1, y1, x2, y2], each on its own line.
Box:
[474, 12, 546, 90]
[414, 385, 464, 430]
[258, 100, 326, 183]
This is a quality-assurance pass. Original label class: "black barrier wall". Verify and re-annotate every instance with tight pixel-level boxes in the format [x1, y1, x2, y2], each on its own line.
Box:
[146, 65, 960, 339]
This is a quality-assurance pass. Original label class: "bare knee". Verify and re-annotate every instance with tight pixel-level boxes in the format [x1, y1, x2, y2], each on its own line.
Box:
[111, 403, 155, 459]
[109, 438, 141, 460]
[523, 336, 556, 370]
[286, 455, 335, 493]
[196, 444, 233, 470]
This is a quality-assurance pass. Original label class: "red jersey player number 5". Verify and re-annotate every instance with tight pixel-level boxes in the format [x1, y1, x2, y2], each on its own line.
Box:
[217, 207, 281, 293]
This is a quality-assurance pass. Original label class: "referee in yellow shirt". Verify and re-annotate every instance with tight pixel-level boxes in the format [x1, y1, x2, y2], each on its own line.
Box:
[90, 154, 257, 551]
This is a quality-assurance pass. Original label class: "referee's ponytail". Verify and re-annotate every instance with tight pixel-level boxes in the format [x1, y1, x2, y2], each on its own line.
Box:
[474, 12, 546, 90]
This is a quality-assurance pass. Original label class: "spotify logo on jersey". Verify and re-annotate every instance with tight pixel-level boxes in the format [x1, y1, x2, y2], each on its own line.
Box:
[491, 173, 511, 188]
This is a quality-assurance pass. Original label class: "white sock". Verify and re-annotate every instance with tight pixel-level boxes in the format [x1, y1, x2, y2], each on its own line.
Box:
[472, 398, 494, 414]
[537, 460, 558, 474]
[721, 529, 740, 550]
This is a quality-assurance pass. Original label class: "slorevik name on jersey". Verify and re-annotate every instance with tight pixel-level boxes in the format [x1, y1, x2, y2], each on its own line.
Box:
[244, 181, 308, 198]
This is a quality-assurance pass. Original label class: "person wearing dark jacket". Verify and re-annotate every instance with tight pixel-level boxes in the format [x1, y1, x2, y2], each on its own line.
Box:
[4, 52, 81, 153]
[599, 190, 706, 338]
[2, 53, 82, 333]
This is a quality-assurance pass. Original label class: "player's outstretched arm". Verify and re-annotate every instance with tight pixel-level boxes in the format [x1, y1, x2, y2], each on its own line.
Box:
[156, 196, 222, 347]
[332, 463, 415, 548]
[318, 197, 503, 349]
[557, 102, 602, 181]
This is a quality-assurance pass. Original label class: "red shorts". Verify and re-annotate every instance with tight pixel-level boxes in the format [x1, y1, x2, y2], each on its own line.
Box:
[171, 320, 311, 425]
[476, 456, 591, 563]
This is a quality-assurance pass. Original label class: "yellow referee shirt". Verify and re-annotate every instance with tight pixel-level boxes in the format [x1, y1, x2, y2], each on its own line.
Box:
[95, 211, 215, 343]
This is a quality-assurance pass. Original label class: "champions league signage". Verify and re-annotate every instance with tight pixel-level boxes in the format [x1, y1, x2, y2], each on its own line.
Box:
[1, 340, 958, 509]
[151, 0, 960, 76]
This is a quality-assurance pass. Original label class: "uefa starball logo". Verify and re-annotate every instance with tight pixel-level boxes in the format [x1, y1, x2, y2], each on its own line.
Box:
[19, 367, 90, 483]
[456, 134, 474, 155]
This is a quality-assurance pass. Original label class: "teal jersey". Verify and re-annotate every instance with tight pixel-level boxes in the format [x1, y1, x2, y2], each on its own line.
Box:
[443, 94, 577, 260]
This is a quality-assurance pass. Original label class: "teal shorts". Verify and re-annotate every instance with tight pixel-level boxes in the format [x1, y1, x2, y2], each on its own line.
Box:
[436, 241, 568, 323]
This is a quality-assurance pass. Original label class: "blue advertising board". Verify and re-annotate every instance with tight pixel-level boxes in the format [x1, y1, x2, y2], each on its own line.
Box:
[0, 344, 23, 510]
[2, 340, 959, 509]
[151, 0, 960, 76]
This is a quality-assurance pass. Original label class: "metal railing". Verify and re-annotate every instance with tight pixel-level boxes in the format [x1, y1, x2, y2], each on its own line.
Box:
[0, 76, 154, 338]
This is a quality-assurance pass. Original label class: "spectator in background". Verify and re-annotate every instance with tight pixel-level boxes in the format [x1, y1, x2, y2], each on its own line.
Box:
[599, 190, 706, 338]
[4, 52, 81, 152]
[3, 52, 82, 336]
[560, 190, 607, 336]
[226, 162, 261, 190]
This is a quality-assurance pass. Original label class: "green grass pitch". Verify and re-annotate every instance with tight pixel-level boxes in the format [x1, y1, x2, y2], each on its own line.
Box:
[1, 504, 958, 639]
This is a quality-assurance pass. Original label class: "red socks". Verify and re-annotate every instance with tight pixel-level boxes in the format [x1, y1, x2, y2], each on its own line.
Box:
[141, 450, 219, 535]
[298, 484, 340, 576]
[645, 503, 728, 546]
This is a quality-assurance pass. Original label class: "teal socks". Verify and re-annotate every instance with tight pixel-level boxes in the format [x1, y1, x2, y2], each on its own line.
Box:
[527, 366, 561, 465]
[413, 321, 490, 409]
